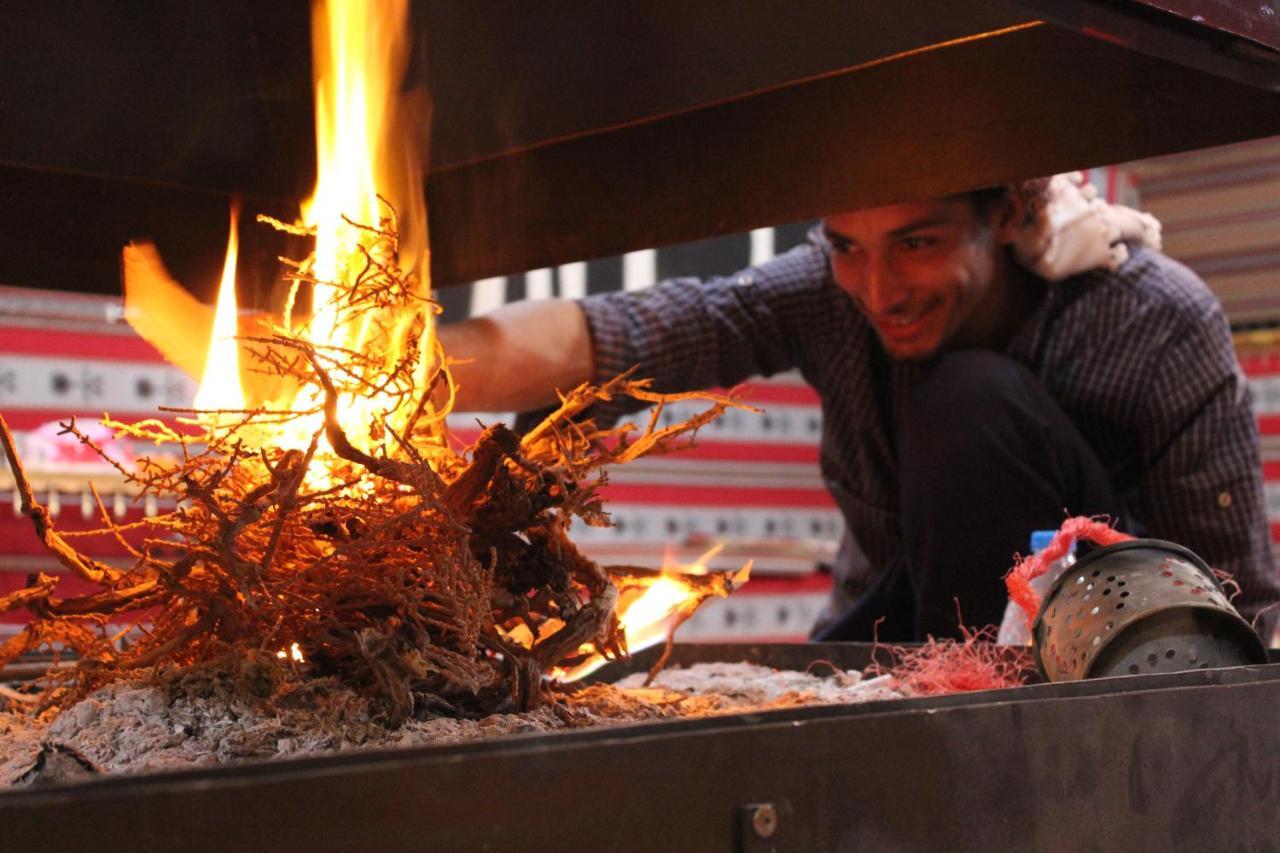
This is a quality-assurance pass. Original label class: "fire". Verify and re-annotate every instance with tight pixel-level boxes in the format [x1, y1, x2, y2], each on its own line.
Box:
[105, 0, 750, 705]
[158, 0, 431, 461]
[271, 0, 431, 457]
[552, 548, 752, 683]
[192, 201, 245, 414]
[297, 0, 425, 366]
[303, 0, 410, 328]
[275, 642, 306, 663]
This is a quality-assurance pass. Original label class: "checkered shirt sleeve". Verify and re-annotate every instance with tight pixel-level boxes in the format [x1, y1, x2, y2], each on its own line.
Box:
[577, 244, 839, 424]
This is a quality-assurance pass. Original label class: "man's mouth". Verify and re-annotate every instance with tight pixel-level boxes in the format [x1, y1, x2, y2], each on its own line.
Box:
[873, 300, 941, 341]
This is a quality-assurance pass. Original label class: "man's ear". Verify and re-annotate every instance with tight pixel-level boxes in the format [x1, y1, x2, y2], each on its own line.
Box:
[993, 189, 1027, 245]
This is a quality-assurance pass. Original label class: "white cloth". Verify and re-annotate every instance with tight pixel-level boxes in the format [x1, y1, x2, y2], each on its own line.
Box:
[1013, 172, 1163, 282]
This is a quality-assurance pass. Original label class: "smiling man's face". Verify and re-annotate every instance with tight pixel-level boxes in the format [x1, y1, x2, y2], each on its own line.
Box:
[822, 196, 1017, 361]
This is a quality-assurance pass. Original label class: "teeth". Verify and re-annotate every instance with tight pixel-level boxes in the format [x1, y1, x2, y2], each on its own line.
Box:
[882, 303, 935, 328]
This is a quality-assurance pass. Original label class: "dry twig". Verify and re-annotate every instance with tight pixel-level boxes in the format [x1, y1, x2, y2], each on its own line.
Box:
[0, 206, 748, 725]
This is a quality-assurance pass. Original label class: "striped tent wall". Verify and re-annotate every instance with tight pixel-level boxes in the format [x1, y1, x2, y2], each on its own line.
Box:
[1130, 136, 1280, 581]
[1128, 136, 1280, 325]
[2, 150, 1276, 643]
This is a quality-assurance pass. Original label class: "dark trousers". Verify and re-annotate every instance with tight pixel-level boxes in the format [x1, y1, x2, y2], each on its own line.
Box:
[814, 350, 1122, 642]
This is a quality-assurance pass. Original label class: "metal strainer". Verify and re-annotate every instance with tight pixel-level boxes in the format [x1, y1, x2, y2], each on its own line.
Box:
[1032, 538, 1267, 682]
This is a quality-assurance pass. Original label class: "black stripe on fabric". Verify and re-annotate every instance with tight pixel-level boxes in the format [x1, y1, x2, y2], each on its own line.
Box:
[505, 273, 527, 303]
[656, 233, 750, 280]
[774, 220, 818, 255]
[586, 257, 623, 295]
[434, 281, 473, 325]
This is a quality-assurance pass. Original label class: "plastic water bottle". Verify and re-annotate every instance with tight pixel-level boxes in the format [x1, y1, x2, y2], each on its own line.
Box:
[997, 530, 1077, 645]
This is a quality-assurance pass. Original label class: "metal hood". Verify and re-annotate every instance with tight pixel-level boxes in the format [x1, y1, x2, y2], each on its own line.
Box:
[1, 0, 1278, 298]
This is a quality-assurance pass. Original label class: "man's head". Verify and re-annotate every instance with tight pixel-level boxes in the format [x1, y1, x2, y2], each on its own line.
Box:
[821, 182, 1047, 361]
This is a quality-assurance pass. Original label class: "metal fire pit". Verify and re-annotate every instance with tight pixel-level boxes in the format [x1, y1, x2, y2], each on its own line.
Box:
[1, 3, 1279, 848]
[2, 642, 1279, 852]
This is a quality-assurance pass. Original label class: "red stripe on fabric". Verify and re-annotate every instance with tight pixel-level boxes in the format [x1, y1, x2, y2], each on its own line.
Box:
[1264, 460, 1280, 480]
[0, 513, 153, 558]
[0, 569, 152, 625]
[1175, 247, 1280, 274]
[716, 383, 820, 406]
[1258, 414, 1280, 436]
[0, 571, 113, 598]
[737, 573, 833, 594]
[1163, 206, 1280, 235]
[1241, 353, 1280, 377]
[1138, 155, 1280, 199]
[649, 442, 820, 463]
[0, 410, 186, 431]
[599, 482, 835, 507]
[448, 428, 821, 464]
[0, 326, 166, 362]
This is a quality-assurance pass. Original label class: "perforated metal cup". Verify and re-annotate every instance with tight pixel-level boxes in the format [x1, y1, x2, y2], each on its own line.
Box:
[1032, 539, 1267, 682]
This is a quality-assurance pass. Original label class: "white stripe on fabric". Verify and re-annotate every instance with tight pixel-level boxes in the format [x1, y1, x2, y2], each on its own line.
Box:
[623, 250, 656, 292]
[557, 262, 587, 300]
[469, 277, 507, 316]
[750, 227, 776, 266]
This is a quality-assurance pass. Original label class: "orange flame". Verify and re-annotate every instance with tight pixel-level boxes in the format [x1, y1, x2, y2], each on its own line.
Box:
[169, 0, 431, 464]
[268, 0, 428, 456]
[301, 0, 414, 340]
[275, 642, 306, 663]
[121, 0, 751, 686]
[552, 547, 751, 683]
[193, 201, 245, 415]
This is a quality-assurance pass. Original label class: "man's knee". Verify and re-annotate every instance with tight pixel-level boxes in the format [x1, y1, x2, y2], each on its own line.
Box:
[899, 350, 1042, 462]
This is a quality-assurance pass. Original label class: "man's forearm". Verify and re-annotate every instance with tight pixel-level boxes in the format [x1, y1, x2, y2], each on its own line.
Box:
[436, 299, 594, 413]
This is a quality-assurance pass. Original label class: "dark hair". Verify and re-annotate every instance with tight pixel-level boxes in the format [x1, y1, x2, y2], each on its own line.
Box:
[967, 178, 1052, 228]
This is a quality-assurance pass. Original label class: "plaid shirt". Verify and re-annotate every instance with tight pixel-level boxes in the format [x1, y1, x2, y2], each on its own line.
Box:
[578, 240, 1280, 625]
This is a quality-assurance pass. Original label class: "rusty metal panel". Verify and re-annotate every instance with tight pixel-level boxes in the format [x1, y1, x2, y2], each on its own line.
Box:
[1, 1, 1278, 292]
[426, 18, 1280, 284]
[1136, 0, 1280, 47]
[0, 645, 1277, 851]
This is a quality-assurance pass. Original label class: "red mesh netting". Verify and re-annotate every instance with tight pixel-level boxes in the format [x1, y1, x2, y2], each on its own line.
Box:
[876, 624, 1034, 695]
[866, 518, 1137, 697]
[1004, 516, 1132, 630]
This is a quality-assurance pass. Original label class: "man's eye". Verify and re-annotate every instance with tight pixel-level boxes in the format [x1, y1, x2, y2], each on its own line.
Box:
[828, 236, 856, 255]
[901, 236, 937, 251]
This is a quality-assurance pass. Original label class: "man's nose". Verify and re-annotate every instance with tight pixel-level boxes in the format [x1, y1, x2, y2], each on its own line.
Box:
[862, 255, 907, 316]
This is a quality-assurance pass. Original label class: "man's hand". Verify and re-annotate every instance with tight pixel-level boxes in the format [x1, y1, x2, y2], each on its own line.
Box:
[436, 298, 594, 413]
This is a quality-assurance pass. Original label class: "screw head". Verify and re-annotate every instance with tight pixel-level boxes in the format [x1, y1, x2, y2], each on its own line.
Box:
[752, 803, 778, 839]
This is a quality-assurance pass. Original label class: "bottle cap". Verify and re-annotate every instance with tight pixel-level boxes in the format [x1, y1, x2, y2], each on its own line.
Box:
[1030, 529, 1077, 555]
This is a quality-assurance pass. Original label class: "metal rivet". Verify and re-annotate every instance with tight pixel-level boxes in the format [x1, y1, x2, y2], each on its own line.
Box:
[1218, 491, 1232, 508]
[752, 804, 778, 839]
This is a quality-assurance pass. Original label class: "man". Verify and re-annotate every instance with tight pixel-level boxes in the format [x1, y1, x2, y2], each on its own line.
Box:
[440, 177, 1280, 641]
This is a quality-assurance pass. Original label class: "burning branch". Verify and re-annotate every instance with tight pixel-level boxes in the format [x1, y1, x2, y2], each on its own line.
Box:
[0, 208, 752, 725]
[0, 0, 755, 723]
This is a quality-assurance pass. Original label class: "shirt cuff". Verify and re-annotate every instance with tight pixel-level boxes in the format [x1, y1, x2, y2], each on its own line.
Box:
[579, 292, 636, 383]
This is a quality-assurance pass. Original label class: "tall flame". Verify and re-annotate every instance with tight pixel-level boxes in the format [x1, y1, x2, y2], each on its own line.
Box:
[280, 0, 429, 455]
[123, 0, 747, 687]
[126, 0, 429, 457]
[302, 0, 410, 345]
[193, 201, 244, 413]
